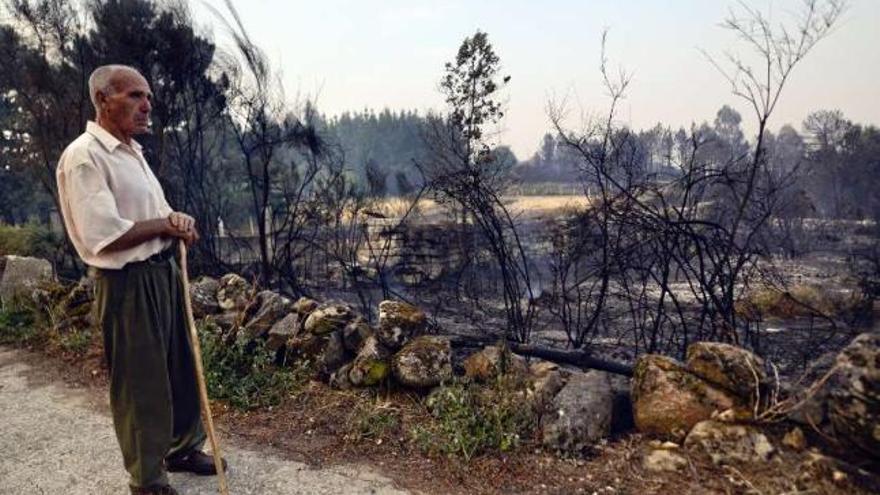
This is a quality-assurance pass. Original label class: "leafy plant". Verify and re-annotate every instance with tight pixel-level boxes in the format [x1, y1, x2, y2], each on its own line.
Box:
[0, 305, 39, 345]
[410, 377, 534, 461]
[0, 223, 63, 259]
[56, 327, 94, 355]
[199, 322, 308, 410]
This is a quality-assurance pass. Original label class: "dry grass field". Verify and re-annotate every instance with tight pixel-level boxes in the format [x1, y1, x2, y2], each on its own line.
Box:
[364, 195, 590, 222]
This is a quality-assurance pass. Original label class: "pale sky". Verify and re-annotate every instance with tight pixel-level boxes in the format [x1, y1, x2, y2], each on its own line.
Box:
[193, 0, 880, 159]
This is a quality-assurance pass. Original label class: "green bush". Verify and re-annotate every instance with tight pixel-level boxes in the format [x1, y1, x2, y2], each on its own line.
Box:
[0, 305, 40, 345]
[410, 377, 535, 461]
[199, 322, 309, 410]
[0, 223, 63, 259]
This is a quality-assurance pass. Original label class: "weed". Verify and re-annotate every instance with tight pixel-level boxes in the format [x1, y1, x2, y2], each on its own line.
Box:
[347, 397, 400, 442]
[199, 321, 309, 410]
[56, 327, 94, 355]
[410, 376, 534, 461]
[0, 304, 40, 345]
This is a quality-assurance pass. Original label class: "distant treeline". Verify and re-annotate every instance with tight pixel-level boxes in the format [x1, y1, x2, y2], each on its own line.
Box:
[315, 105, 879, 223]
[317, 108, 520, 196]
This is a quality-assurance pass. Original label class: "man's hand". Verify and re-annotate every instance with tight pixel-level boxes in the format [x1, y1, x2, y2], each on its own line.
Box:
[168, 212, 196, 233]
[101, 213, 200, 254]
[167, 212, 200, 247]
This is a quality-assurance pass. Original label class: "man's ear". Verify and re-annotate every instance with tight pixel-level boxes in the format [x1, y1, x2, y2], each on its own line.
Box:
[96, 91, 107, 112]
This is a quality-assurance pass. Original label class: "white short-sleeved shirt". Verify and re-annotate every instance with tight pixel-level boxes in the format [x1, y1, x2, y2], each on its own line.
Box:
[56, 121, 173, 269]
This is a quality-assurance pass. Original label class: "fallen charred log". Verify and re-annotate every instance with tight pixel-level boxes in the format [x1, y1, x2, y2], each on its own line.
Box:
[448, 334, 633, 377]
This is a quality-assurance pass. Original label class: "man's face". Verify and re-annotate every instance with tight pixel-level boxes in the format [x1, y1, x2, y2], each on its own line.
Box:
[99, 70, 153, 138]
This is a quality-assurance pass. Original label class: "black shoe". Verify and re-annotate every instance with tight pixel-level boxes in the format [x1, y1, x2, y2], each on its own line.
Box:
[130, 484, 179, 495]
[166, 450, 228, 476]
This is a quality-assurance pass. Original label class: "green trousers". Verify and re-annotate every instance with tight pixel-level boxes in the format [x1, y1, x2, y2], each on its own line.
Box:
[93, 253, 206, 488]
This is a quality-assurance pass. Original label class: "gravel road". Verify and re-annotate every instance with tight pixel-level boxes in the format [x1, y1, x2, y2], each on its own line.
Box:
[0, 347, 409, 495]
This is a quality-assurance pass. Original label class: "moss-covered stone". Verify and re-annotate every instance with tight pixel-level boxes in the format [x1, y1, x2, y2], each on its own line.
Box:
[303, 302, 354, 336]
[362, 360, 390, 386]
[377, 300, 426, 350]
[349, 335, 391, 387]
[392, 336, 452, 388]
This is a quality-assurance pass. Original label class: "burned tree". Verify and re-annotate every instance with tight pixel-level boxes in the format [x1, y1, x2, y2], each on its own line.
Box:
[420, 30, 537, 343]
[210, 0, 322, 287]
[549, 0, 847, 355]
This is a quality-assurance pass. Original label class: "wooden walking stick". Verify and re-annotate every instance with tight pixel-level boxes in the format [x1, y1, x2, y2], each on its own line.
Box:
[178, 242, 230, 495]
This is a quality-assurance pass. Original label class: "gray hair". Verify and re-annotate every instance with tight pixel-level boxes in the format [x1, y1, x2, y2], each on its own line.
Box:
[88, 64, 141, 113]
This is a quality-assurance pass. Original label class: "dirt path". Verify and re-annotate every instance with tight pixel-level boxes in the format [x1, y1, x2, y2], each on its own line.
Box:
[0, 347, 409, 495]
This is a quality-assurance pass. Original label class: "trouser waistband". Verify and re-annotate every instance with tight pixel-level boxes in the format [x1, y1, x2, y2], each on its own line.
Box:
[89, 246, 177, 276]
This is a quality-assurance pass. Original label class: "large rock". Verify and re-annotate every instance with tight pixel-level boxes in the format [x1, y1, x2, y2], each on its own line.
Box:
[541, 371, 615, 453]
[303, 302, 355, 336]
[463, 345, 528, 383]
[216, 273, 251, 312]
[392, 336, 453, 388]
[242, 290, 291, 339]
[827, 332, 880, 457]
[0, 255, 53, 307]
[266, 313, 301, 351]
[348, 335, 391, 387]
[684, 420, 775, 466]
[632, 355, 742, 440]
[342, 317, 374, 353]
[686, 342, 767, 400]
[189, 276, 220, 318]
[377, 300, 426, 350]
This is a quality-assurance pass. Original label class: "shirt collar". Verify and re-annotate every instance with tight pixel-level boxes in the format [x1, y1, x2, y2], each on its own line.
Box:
[86, 121, 143, 153]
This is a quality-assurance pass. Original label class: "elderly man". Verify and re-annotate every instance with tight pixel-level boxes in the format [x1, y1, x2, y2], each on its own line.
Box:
[56, 64, 227, 495]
